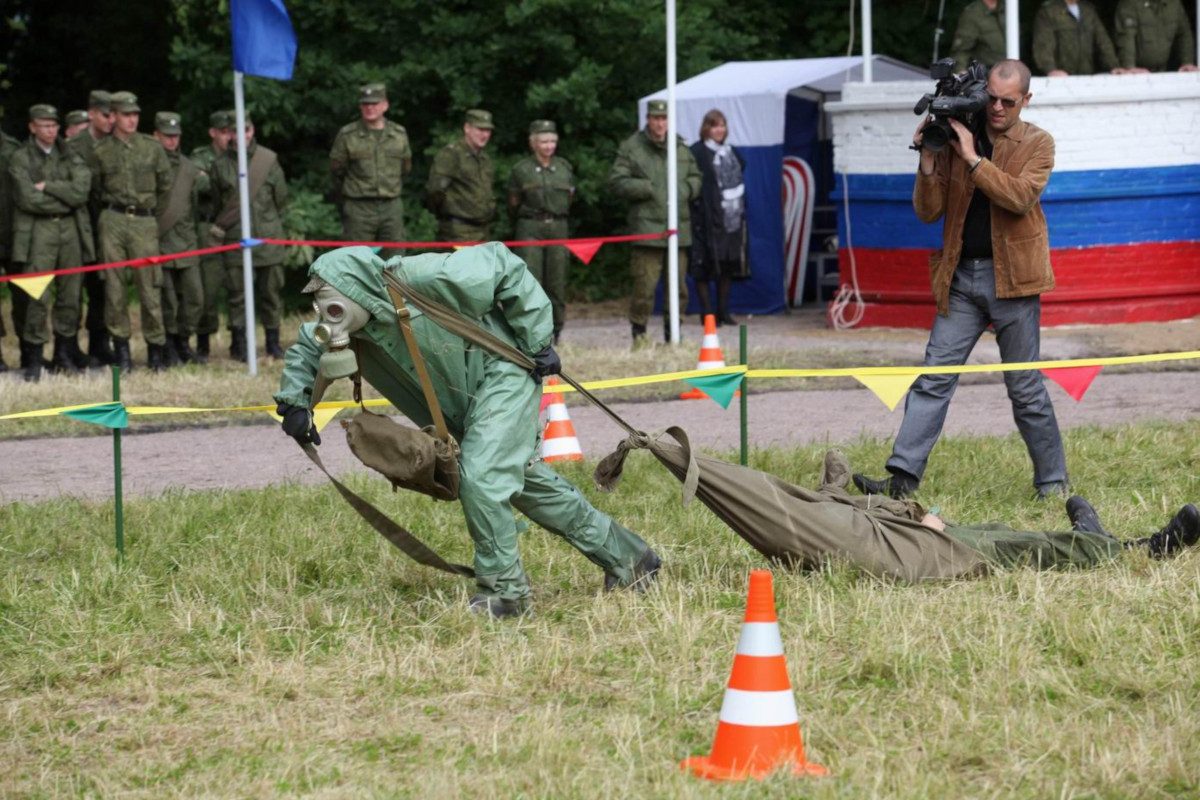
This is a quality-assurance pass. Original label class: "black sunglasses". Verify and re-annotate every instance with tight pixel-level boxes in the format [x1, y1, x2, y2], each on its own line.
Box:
[986, 93, 1022, 109]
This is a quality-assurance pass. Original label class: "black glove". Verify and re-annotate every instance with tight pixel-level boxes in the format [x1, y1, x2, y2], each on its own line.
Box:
[277, 402, 321, 446]
[530, 345, 562, 384]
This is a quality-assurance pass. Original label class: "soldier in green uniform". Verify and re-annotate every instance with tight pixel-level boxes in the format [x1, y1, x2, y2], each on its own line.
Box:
[66, 90, 115, 368]
[153, 112, 205, 366]
[607, 99, 701, 346]
[949, 0, 1008, 69]
[507, 120, 574, 342]
[87, 91, 173, 372]
[1032, 0, 1121, 75]
[0, 128, 19, 373]
[189, 110, 234, 364]
[426, 109, 496, 242]
[330, 83, 412, 258]
[210, 114, 289, 361]
[1114, 0, 1198, 72]
[8, 105, 94, 382]
[64, 110, 90, 140]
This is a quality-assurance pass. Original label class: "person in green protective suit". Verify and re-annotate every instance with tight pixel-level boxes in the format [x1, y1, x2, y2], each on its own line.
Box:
[274, 244, 660, 618]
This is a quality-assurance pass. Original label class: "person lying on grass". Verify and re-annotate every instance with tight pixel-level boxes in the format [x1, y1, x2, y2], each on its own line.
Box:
[274, 245, 661, 619]
[748, 450, 1199, 581]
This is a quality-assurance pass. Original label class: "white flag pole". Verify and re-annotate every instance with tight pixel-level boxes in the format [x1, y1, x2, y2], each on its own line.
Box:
[863, 0, 874, 83]
[1006, 0, 1020, 59]
[233, 70, 258, 376]
[666, 0, 680, 344]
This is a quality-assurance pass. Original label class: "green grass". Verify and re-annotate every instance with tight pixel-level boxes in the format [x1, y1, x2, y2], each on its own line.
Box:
[2, 421, 1200, 798]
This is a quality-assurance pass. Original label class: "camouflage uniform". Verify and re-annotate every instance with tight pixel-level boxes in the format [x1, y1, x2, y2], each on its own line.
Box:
[0, 131, 18, 371]
[1032, 0, 1120, 75]
[330, 83, 411, 258]
[189, 109, 234, 358]
[507, 120, 574, 339]
[607, 101, 702, 339]
[210, 133, 289, 358]
[949, 1, 1008, 69]
[87, 92, 172, 366]
[426, 109, 496, 242]
[154, 113, 205, 361]
[1114, 0, 1197, 71]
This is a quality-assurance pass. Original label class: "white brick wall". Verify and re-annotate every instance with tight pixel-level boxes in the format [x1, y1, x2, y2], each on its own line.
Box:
[826, 73, 1200, 174]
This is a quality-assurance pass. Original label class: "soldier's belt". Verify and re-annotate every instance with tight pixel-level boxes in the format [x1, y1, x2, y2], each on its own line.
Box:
[443, 214, 488, 226]
[345, 195, 399, 202]
[104, 203, 154, 218]
[520, 212, 567, 222]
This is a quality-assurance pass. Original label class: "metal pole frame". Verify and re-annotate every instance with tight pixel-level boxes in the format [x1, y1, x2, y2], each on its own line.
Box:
[233, 71, 259, 376]
[863, 0, 874, 83]
[1006, 0, 1020, 60]
[666, 0, 681, 344]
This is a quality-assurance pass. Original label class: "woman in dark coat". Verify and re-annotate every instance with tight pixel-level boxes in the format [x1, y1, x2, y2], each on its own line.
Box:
[688, 109, 750, 326]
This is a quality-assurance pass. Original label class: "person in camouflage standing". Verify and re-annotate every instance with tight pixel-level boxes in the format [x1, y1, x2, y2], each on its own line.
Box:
[210, 114, 289, 361]
[607, 99, 701, 347]
[0, 126, 19, 373]
[1032, 0, 1121, 75]
[189, 110, 234, 364]
[63, 111, 90, 140]
[507, 120, 575, 343]
[153, 112, 205, 366]
[949, 0, 1008, 69]
[88, 91, 172, 372]
[1114, 0, 1198, 72]
[8, 104, 94, 382]
[330, 83, 412, 258]
[426, 109, 496, 242]
[66, 89, 115, 368]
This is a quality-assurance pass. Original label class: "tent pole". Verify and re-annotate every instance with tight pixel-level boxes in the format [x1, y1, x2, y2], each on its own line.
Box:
[234, 71, 258, 376]
[666, 0, 680, 344]
[1006, 0, 1020, 59]
[863, 1, 873, 82]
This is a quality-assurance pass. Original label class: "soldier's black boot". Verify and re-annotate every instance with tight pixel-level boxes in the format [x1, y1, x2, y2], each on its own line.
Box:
[162, 336, 181, 368]
[52, 336, 83, 375]
[22, 342, 43, 383]
[194, 333, 210, 365]
[604, 547, 663, 593]
[87, 328, 113, 368]
[1066, 496, 1113, 538]
[147, 343, 167, 373]
[852, 469, 919, 499]
[112, 337, 134, 373]
[1127, 504, 1200, 559]
[66, 334, 89, 369]
[630, 322, 649, 350]
[175, 334, 196, 365]
[230, 329, 247, 362]
[264, 328, 284, 359]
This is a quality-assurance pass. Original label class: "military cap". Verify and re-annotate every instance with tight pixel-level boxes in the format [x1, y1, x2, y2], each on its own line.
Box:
[28, 104, 59, 121]
[111, 91, 140, 113]
[209, 110, 233, 129]
[359, 82, 387, 103]
[646, 99, 668, 116]
[528, 119, 557, 135]
[464, 108, 494, 129]
[155, 112, 182, 135]
[87, 90, 112, 112]
[65, 109, 90, 127]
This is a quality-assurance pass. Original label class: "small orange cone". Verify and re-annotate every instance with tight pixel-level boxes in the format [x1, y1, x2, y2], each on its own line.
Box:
[680, 314, 739, 400]
[540, 377, 583, 462]
[682, 570, 828, 781]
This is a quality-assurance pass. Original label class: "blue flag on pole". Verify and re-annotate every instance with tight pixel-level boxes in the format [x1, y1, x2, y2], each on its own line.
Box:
[231, 0, 297, 80]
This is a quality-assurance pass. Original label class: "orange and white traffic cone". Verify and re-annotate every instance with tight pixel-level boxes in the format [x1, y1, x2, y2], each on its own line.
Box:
[682, 570, 828, 781]
[540, 377, 583, 462]
[680, 313, 738, 400]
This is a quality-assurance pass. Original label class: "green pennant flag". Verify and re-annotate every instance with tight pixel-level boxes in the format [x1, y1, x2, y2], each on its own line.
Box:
[62, 402, 129, 429]
[681, 372, 743, 409]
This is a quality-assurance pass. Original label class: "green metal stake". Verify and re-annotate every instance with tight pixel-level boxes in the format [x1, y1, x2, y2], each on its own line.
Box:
[112, 365, 125, 560]
[739, 323, 748, 466]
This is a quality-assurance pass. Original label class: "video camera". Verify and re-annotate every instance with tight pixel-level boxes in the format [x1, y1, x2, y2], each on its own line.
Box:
[912, 59, 988, 153]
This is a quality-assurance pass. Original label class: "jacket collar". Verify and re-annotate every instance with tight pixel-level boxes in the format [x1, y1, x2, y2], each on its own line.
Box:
[992, 118, 1028, 144]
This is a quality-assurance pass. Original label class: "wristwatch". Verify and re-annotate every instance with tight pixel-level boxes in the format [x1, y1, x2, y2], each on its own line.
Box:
[969, 156, 984, 173]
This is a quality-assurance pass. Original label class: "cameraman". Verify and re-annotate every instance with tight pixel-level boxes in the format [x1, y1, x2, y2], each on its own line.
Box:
[853, 59, 1069, 501]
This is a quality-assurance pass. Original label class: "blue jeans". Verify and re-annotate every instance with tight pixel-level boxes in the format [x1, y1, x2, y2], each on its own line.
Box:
[887, 258, 1068, 490]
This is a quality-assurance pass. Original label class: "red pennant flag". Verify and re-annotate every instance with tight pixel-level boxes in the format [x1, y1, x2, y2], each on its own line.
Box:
[1041, 365, 1103, 401]
[565, 239, 604, 264]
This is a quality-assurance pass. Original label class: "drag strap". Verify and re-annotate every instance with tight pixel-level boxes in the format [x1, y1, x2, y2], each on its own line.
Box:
[301, 442, 474, 577]
[384, 282, 450, 442]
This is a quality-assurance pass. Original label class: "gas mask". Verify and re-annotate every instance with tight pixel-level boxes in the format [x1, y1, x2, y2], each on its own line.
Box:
[308, 282, 372, 406]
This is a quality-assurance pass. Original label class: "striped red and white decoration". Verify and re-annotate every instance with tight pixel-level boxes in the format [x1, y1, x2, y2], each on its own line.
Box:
[540, 377, 583, 462]
[680, 314, 735, 401]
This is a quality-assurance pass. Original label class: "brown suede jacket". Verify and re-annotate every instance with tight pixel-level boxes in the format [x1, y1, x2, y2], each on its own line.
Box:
[913, 119, 1056, 316]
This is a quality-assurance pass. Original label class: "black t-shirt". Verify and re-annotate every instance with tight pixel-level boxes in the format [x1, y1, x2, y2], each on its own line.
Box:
[959, 133, 995, 260]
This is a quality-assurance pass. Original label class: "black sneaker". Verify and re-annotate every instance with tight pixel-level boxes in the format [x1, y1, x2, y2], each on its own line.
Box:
[852, 471, 918, 499]
[1066, 495, 1112, 538]
[468, 594, 529, 620]
[604, 547, 662, 592]
[1130, 504, 1200, 559]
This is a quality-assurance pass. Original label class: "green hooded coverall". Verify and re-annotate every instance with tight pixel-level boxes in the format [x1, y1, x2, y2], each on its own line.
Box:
[274, 244, 651, 602]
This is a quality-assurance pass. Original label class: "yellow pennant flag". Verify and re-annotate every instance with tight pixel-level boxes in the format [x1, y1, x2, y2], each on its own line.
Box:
[10, 274, 55, 300]
[854, 372, 920, 411]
